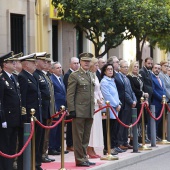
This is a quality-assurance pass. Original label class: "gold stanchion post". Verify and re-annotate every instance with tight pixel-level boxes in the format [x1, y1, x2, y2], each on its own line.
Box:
[100, 101, 118, 160]
[30, 108, 36, 170]
[59, 105, 67, 170]
[139, 98, 152, 150]
[157, 95, 170, 144]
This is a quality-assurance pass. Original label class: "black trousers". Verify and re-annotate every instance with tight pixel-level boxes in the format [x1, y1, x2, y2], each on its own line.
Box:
[117, 109, 132, 146]
[102, 119, 117, 150]
[66, 120, 73, 147]
[0, 127, 18, 170]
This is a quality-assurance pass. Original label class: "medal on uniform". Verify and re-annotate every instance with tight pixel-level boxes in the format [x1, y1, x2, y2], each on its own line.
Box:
[5, 81, 9, 86]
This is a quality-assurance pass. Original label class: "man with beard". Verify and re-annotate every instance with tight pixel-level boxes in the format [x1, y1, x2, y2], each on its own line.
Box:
[150, 63, 166, 140]
[139, 57, 153, 142]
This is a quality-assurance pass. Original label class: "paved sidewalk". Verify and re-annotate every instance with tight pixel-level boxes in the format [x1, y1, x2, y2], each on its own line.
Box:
[42, 144, 170, 170]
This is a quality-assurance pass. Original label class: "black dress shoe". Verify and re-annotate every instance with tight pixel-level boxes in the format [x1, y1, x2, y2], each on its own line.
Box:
[42, 157, 51, 163]
[48, 157, 55, 162]
[36, 166, 43, 170]
[48, 150, 61, 155]
[76, 162, 90, 167]
[56, 149, 69, 154]
[156, 136, 162, 141]
[114, 147, 125, 153]
[86, 161, 96, 165]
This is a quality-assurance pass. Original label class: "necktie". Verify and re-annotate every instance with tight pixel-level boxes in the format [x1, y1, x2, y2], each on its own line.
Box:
[59, 77, 62, 85]
[157, 77, 162, 87]
[10, 75, 15, 83]
[10, 75, 17, 90]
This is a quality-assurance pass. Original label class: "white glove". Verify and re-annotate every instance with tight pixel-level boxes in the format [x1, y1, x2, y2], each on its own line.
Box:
[2, 122, 7, 128]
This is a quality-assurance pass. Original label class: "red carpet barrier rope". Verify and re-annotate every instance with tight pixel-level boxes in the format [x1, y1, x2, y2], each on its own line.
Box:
[109, 103, 145, 128]
[145, 103, 165, 121]
[0, 121, 34, 159]
[35, 111, 66, 129]
[165, 103, 170, 112]
[51, 110, 63, 118]
[63, 105, 109, 123]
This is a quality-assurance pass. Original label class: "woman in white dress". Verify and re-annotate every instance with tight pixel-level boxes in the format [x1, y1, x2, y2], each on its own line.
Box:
[87, 57, 104, 158]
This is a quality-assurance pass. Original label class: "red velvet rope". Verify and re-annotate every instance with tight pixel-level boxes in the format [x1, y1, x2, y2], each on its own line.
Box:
[145, 103, 165, 121]
[109, 103, 145, 128]
[165, 103, 170, 112]
[63, 105, 109, 123]
[51, 110, 63, 118]
[0, 121, 34, 159]
[35, 111, 66, 129]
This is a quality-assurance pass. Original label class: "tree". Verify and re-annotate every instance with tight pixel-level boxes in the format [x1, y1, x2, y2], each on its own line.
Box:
[51, 0, 132, 57]
[117, 0, 170, 66]
[52, 0, 170, 65]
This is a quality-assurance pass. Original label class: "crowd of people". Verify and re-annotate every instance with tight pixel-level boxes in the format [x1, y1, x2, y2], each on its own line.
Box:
[0, 51, 169, 169]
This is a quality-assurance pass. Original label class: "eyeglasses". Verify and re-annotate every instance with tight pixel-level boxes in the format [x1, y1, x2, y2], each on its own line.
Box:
[106, 68, 113, 71]
[121, 66, 129, 69]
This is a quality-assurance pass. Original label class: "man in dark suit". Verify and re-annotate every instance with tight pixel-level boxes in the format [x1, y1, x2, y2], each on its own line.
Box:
[117, 60, 137, 149]
[0, 52, 22, 170]
[48, 62, 68, 155]
[18, 53, 43, 170]
[67, 52, 95, 167]
[139, 57, 153, 142]
[150, 63, 166, 140]
[63, 57, 79, 152]
[96, 58, 106, 82]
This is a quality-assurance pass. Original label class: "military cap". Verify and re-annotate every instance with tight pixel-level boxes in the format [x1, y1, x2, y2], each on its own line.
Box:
[19, 53, 36, 62]
[45, 54, 51, 62]
[79, 52, 93, 61]
[13, 52, 23, 60]
[36, 52, 47, 60]
[0, 51, 15, 63]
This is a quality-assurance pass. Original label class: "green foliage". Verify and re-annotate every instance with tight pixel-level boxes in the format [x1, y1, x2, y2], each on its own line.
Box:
[51, 0, 170, 59]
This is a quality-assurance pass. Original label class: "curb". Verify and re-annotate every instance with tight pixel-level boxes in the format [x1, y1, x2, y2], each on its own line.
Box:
[90, 145, 170, 170]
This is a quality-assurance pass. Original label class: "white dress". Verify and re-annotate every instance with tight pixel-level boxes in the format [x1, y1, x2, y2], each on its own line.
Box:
[88, 75, 104, 147]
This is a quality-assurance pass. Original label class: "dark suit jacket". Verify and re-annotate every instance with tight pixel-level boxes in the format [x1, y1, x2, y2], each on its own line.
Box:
[114, 72, 126, 109]
[96, 70, 101, 82]
[151, 73, 166, 106]
[34, 69, 50, 119]
[139, 67, 153, 103]
[18, 70, 42, 122]
[127, 74, 145, 114]
[0, 70, 21, 127]
[50, 74, 66, 111]
[63, 69, 72, 90]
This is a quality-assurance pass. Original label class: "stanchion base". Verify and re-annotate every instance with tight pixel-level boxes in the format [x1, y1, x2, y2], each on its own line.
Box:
[100, 154, 119, 160]
[138, 145, 152, 150]
[157, 140, 170, 144]
[59, 168, 67, 170]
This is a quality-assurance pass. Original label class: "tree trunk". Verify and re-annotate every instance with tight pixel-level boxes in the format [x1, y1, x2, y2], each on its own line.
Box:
[136, 37, 143, 68]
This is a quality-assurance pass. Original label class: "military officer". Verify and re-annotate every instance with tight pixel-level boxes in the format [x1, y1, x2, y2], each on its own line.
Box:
[18, 53, 43, 170]
[41, 54, 56, 162]
[67, 52, 95, 167]
[0, 51, 22, 170]
[33, 52, 52, 166]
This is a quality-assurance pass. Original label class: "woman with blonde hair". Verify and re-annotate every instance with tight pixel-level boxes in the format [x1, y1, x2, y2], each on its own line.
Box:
[127, 61, 148, 143]
[87, 57, 104, 158]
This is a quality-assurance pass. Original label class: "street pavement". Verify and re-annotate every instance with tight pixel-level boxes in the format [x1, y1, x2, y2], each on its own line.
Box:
[42, 144, 170, 170]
